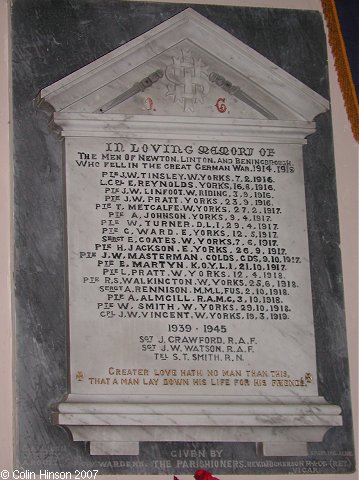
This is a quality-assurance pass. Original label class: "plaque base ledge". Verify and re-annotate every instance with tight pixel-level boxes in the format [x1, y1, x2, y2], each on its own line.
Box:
[55, 395, 342, 456]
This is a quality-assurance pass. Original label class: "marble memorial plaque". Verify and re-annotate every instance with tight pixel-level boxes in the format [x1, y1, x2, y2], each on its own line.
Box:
[65, 137, 319, 399]
[13, 1, 355, 475]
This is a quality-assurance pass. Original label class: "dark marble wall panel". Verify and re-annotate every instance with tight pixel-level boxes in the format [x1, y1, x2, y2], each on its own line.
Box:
[12, 0, 355, 475]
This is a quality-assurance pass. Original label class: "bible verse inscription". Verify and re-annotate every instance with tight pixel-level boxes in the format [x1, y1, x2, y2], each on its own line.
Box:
[66, 138, 316, 395]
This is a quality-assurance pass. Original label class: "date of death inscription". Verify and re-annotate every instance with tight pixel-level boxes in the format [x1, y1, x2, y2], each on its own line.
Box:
[69, 139, 310, 372]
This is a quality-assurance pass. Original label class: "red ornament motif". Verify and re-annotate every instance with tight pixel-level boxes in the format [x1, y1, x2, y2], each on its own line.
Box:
[215, 97, 227, 113]
[194, 469, 220, 480]
[173, 468, 220, 480]
[145, 96, 155, 111]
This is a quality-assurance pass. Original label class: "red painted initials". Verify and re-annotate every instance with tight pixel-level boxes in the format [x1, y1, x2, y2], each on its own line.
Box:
[145, 96, 156, 111]
[215, 97, 227, 113]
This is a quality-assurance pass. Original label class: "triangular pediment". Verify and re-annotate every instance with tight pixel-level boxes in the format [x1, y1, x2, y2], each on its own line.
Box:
[39, 8, 329, 121]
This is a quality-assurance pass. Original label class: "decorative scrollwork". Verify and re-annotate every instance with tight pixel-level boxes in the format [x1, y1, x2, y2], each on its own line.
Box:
[165, 49, 209, 112]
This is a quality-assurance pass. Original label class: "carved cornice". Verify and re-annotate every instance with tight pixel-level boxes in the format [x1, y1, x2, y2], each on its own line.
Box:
[52, 112, 316, 144]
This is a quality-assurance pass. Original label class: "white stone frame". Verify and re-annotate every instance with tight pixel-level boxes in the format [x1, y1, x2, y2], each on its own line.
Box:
[39, 8, 342, 457]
